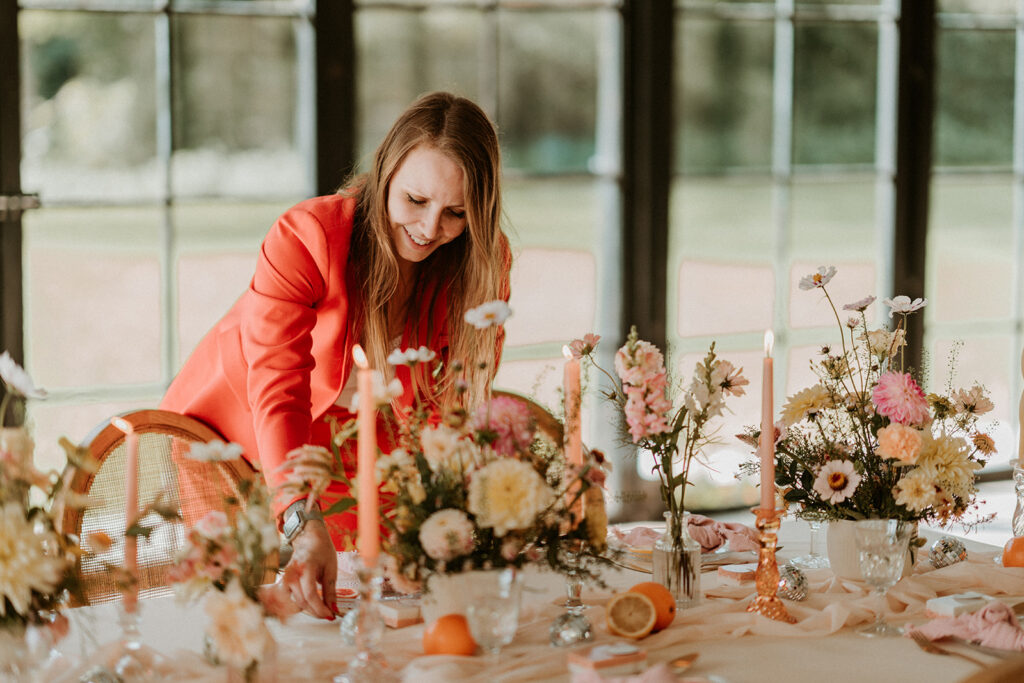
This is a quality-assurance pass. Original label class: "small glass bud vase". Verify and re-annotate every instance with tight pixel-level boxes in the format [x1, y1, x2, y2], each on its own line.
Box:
[652, 511, 701, 608]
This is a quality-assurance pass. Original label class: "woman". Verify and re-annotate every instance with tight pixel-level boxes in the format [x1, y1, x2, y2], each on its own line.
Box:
[161, 91, 511, 619]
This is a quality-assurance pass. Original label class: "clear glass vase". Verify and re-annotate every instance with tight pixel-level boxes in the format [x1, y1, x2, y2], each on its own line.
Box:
[1013, 463, 1024, 537]
[652, 511, 701, 608]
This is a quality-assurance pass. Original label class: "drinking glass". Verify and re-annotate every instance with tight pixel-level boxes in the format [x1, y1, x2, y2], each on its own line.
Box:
[790, 510, 830, 569]
[465, 569, 522, 661]
[854, 519, 913, 637]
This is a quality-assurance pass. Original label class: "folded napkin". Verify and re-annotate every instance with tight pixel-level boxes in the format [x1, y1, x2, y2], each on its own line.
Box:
[611, 516, 760, 554]
[906, 601, 1024, 651]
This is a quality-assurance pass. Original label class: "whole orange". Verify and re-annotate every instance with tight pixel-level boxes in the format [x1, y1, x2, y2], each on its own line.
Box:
[1002, 536, 1024, 567]
[422, 614, 477, 656]
[629, 582, 676, 632]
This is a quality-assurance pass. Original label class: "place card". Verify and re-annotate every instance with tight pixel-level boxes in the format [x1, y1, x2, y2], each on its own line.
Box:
[925, 592, 993, 618]
[717, 563, 758, 585]
[567, 643, 647, 676]
[378, 599, 423, 629]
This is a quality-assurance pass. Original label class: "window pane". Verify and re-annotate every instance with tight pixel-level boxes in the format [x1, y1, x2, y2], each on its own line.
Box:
[172, 15, 305, 198]
[172, 200, 296, 366]
[793, 22, 877, 166]
[497, 10, 601, 174]
[20, 11, 159, 201]
[938, 0, 1016, 13]
[23, 207, 164, 389]
[927, 176, 1014, 323]
[676, 18, 773, 173]
[935, 29, 1014, 167]
[355, 8, 482, 164]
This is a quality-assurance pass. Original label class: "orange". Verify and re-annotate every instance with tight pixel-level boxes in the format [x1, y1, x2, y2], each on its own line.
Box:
[1002, 536, 1024, 567]
[628, 581, 676, 632]
[605, 591, 657, 639]
[422, 614, 477, 656]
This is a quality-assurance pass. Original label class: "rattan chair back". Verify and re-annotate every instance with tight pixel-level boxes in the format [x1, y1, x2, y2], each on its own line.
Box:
[57, 409, 259, 606]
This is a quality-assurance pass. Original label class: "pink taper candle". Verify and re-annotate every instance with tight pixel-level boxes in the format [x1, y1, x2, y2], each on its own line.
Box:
[111, 416, 139, 613]
[760, 331, 775, 512]
[562, 345, 584, 522]
[352, 345, 379, 566]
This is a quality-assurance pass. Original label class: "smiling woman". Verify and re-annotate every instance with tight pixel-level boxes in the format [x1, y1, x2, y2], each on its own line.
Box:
[159, 91, 511, 620]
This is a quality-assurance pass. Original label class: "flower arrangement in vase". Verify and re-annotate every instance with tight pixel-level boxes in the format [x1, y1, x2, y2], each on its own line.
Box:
[0, 352, 93, 674]
[572, 329, 748, 606]
[167, 440, 292, 680]
[740, 267, 994, 572]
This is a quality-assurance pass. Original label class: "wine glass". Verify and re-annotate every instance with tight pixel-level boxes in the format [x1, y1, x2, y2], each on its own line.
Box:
[465, 569, 522, 662]
[854, 519, 913, 637]
[790, 509, 830, 569]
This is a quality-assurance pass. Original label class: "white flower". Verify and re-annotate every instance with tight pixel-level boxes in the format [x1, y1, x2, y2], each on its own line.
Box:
[883, 295, 927, 317]
[842, 295, 876, 312]
[812, 460, 862, 504]
[387, 346, 437, 366]
[893, 469, 938, 513]
[349, 371, 403, 411]
[798, 266, 837, 291]
[375, 448, 415, 483]
[0, 426, 35, 475]
[188, 440, 244, 462]
[468, 459, 554, 537]
[863, 328, 905, 358]
[915, 432, 980, 500]
[204, 579, 272, 669]
[464, 300, 512, 329]
[0, 502, 66, 618]
[193, 511, 230, 540]
[684, 380, 724, 419]
[420, 425, 476, 472]
[275, 445, 334, 503]
[418, 509, 475, 561]
[0, 351, 46, 399]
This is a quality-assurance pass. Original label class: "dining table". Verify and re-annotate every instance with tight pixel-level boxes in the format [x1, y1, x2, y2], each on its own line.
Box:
[42, 520, 1024, 683]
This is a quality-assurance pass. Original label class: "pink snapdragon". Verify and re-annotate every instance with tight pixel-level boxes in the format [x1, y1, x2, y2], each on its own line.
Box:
[614, 340, 666, 386]
[872, 371, 931, 426]
[471, 395, 535, 457]
[616, 335, 672, 442]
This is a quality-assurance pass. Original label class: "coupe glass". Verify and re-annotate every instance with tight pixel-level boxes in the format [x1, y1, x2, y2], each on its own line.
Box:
[790, 509, 830, 569]
[854, 519, 913, 637]
[465, 569, 522, 661]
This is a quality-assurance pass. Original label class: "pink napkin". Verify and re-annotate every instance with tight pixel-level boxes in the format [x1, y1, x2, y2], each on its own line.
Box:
[571, 663, 677, 683]
[686, 514, 760, 553]
[612, 516, 760, 553]
[906, 601, 1024, 651]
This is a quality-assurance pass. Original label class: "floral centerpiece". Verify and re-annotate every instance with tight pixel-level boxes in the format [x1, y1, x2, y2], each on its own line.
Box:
[572, 328, 748, 605]
[0, 352, 92, 673]
[743, 266, 994, 534]
[167, 440, 291, 679]
[284, 302, 611, 604]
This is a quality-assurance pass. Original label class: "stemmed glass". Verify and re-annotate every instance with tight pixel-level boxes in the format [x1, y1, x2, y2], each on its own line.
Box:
[549, 541, 593, 647]
[465, 568, 522, 663]
[854, 519, 913, 637]
[790, 509, 830, 569]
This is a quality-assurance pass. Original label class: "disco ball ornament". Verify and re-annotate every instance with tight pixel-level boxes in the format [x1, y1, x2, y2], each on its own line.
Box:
[777, 564, 808, 601]
[929, 536, 968, 569]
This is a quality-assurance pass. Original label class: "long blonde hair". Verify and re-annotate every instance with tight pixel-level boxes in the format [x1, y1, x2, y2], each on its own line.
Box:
[345, 91, 508, 411]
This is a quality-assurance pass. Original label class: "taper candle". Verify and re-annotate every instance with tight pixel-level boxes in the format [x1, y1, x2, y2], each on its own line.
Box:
[760, 331, 775, 511]
[111, 416, 139, 613]
[562, 345, 584, 522]
[352, 345, 380, 565]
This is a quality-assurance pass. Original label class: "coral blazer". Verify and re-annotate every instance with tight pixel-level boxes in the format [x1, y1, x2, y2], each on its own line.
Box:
[160, 194, 475, 503]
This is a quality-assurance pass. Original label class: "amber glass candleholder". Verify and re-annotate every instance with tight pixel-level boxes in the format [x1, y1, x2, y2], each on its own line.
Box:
[746, 507, 796, 624]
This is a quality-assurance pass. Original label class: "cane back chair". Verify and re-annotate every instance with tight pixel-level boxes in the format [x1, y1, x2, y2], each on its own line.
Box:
[56, 409, 261, 606]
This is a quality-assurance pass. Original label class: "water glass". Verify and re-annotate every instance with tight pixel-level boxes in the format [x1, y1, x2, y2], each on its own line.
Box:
[854, 519, 913, 637]
[790, 510, 830, 570]
[465, 569, 522, 659]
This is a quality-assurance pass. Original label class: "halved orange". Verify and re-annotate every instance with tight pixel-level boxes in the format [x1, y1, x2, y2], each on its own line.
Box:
[605, 591, 657, 639]
[628, 582, 676, 632]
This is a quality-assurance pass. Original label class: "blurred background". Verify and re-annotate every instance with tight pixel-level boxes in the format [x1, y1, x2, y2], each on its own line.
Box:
[1, 0, 1019, 531]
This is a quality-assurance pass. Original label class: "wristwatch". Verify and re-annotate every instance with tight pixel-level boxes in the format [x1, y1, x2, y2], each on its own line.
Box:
[281, 499, 324, 544]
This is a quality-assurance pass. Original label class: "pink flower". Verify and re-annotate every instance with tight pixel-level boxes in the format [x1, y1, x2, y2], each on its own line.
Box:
[623, 379, 671, 442]
[614, 340, 666, 386]
[568, 334, 601, 359]
[193, 511, 230, 541]
[471, 396, 535, 456]
[872, 371, 930, 426]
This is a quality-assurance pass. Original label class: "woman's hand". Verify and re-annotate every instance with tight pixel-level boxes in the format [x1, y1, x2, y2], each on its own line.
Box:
[284, 519, 337, 620]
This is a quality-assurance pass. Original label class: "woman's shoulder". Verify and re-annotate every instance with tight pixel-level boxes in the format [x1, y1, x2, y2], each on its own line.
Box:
[284, 194, 358, 229]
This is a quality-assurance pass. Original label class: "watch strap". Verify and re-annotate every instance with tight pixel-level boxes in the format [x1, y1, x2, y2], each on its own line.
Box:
[281, 499, 324, 543]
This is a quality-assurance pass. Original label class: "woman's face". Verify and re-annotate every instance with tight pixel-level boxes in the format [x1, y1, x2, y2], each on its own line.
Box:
[387, 144, 468, 268]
